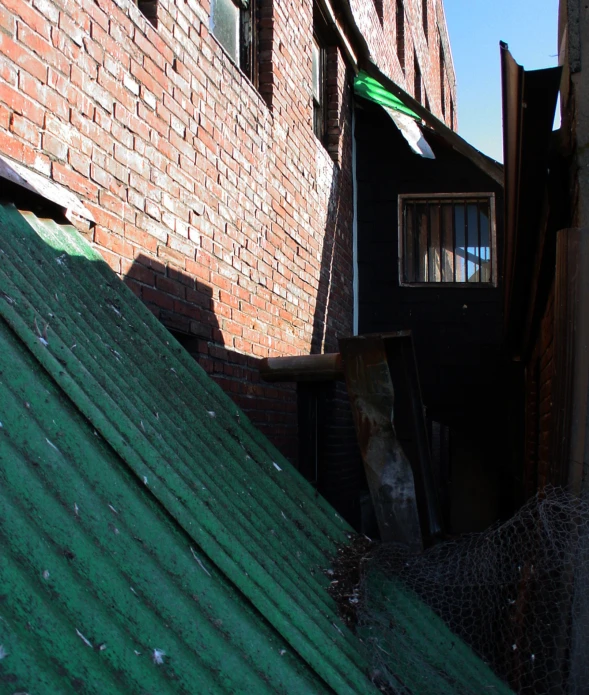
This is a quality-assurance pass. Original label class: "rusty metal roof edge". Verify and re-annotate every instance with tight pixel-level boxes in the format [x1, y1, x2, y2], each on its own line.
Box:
[0, 155, 95, 223]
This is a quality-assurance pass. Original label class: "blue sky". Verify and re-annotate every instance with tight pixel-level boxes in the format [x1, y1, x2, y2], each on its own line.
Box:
[444, 0, 560, 162]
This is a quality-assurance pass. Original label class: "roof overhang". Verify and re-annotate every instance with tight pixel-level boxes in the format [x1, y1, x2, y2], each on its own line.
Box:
[358, 61, 504, 183]
[326, 0, 505, 183]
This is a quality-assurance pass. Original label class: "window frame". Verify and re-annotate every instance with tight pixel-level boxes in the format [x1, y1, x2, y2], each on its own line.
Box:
[312, 33, 327, 143]
[397, 192, 498, 288]
[209, 0, 259, 87]
[312, 4, 339, 156]
[396, 0, 405, 72]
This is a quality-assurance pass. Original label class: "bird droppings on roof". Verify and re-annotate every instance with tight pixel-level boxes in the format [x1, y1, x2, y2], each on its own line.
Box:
[0, 202, 377, 695]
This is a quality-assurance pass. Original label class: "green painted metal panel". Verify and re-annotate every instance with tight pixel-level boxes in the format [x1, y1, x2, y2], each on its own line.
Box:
[0, 202, 513, 695]
[359, 572, 515, 695]
[0, 202, 376, 694]
[354, 72, 420, 120]
[0, 318, 331, 694]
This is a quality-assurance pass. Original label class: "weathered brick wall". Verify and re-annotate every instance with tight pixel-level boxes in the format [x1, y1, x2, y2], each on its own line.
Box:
[0, 0, 456, 501]
[0, 0, 356, 460]
[349, 0, 457, 122]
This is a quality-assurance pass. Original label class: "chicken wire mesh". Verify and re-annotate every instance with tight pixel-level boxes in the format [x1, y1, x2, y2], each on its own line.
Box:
[352, 486, 589, 695]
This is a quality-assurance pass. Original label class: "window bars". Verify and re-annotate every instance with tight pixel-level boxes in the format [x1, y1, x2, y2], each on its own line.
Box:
[399, 194, 497, 286]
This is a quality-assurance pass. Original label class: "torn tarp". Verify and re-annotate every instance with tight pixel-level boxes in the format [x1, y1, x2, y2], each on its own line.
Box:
[383, 107, 435, 159]
[354, 72, 435, 159]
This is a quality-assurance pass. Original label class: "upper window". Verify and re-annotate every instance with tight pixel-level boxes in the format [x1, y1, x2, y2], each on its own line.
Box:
[422, 0, 428, 42]
[312, 4, 339, 159]
[396, 0, 405, 71]
[312, 35, 326, 141]
[414, 55, 422, 104]
[439, 39, 446, 118]
[135, 1, 158, 27]
[210, 0, 257, 83]
[399, 193, 497, 286]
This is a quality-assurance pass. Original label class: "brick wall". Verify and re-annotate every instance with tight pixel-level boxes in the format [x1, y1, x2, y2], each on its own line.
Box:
[349, 0, 457, 122]
[0, 0, 456, 511]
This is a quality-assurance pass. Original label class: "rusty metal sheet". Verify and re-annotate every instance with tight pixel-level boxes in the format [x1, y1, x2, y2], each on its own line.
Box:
[500, 43, 562, 353]
[339, 333, 442, 549]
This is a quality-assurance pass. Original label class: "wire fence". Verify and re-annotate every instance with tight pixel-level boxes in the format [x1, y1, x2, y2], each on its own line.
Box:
[355, 487, 589, 694]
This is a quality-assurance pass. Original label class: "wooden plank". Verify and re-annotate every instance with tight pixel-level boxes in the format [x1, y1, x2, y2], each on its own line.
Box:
[552, 228, 589, 491]
[260, 353, 344, 382]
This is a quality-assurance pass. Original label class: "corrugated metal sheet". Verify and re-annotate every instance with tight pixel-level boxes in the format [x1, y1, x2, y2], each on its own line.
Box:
[354, 72, 420, 120]
[359, 573, 515, 695]
[0, 201, 515, 695]
[0, 202, 377, 695]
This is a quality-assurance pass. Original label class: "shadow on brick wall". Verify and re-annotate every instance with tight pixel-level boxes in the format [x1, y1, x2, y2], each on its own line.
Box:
[307, 146, 367, 530]
[123, 253, 299, 464]
[310, 153, 352, 355]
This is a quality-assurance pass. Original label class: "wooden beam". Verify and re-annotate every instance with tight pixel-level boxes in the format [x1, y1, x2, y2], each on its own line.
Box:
[259, 353, 344, 382]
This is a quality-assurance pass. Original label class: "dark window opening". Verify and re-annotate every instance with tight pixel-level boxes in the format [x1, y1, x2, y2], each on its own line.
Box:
[312, 35, 326, 142]
[439, 39, 446, 118]
[414, 55, 422, 104]
[422, 0, 428, 42]
[312, 5, 338, 157]
[399, 194, 497, 285]
[137, 0, 158, 27]
[373, 0, 384, 24]
[210, 0, 258, 85]
[450, 98, 455, 130]
[396, 0, 405, 71]
[297, 383, 326, 485]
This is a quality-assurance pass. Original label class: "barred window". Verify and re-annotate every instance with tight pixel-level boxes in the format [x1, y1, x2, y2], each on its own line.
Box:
[399, 194, 497, 285]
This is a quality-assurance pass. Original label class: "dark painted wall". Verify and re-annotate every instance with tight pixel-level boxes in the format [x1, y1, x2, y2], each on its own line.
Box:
[356, 101, 513, 531]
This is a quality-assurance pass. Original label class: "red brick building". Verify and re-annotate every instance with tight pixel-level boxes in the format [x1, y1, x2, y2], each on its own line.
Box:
[0, 0, 457, 524]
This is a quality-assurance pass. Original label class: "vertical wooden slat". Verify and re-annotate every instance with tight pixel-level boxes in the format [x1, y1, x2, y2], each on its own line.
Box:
[418, 204, 428, 282]
[405, 203, 414, 282]
[442, 204, 454, 282]
[430, 204, 441, 281]
[552, 228, 589, 492]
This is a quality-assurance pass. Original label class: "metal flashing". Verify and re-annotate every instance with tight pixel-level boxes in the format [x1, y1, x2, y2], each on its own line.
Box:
[0, 155, 95, 223]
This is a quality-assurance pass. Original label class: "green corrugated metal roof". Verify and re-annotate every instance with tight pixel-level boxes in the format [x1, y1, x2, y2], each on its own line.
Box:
[354, 72, 420, 120]
[0, 202, 376, 695]
[360, 573, 515, 694]
[0, 201, 512, 694]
